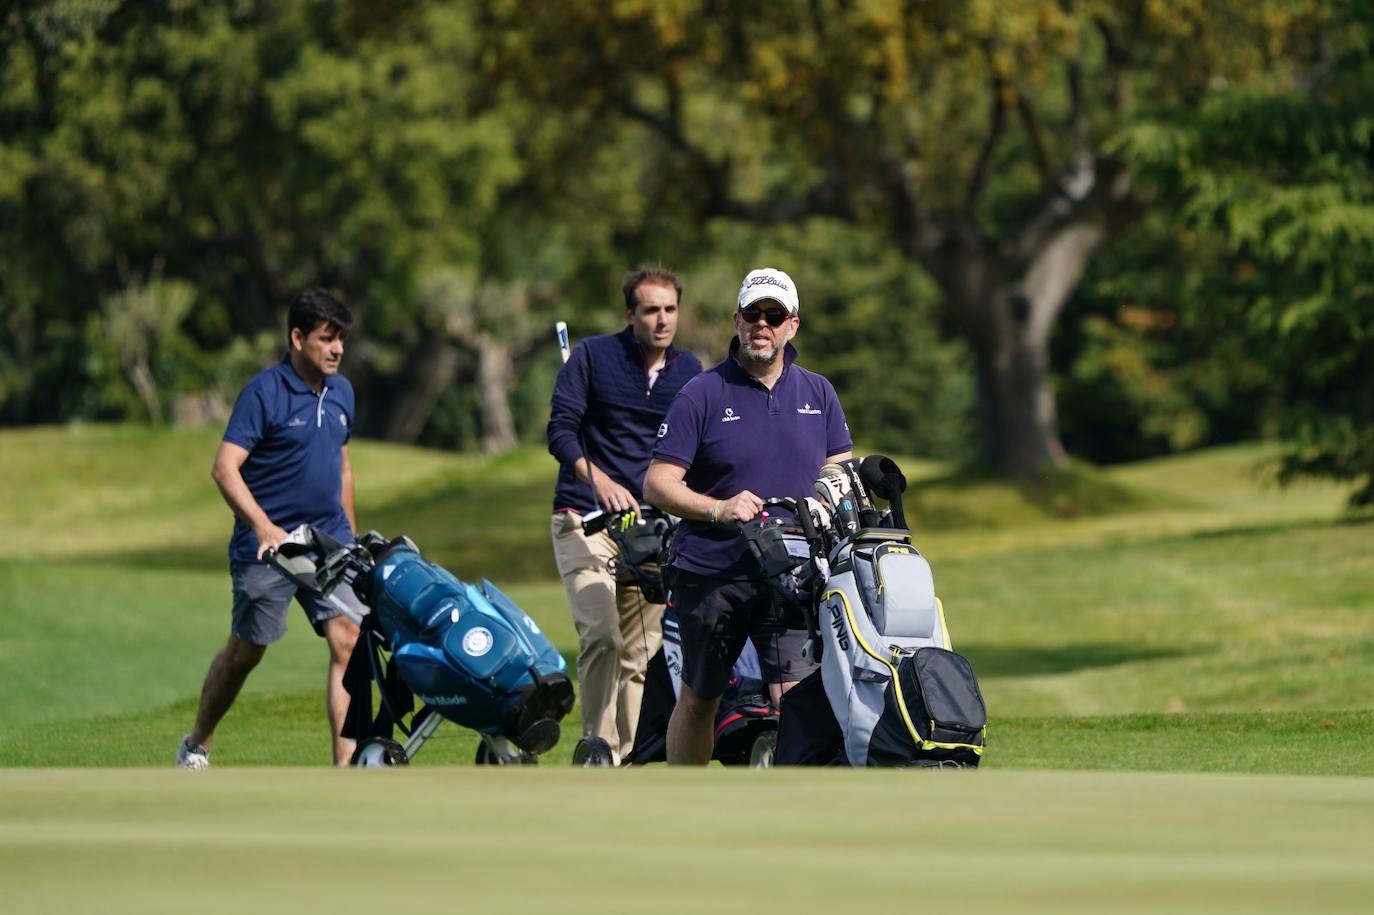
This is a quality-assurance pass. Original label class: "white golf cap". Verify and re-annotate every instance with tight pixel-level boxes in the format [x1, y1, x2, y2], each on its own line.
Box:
[737, 267, 799, 315]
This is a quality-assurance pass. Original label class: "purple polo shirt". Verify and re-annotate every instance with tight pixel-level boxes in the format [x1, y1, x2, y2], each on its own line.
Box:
[653, 338, 851, 580]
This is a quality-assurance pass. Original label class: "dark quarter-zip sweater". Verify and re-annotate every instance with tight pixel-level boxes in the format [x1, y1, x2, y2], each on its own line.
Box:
[547, 326, 702, 515]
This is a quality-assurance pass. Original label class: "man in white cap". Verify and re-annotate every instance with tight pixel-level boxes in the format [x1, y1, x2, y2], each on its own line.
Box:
[644, 267, 852, 764]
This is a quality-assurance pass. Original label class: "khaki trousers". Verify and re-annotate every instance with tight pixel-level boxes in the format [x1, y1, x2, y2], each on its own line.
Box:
[550, 511, 665, 760]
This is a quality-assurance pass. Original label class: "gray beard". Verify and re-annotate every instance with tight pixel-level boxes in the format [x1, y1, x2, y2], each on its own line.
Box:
[738, 337, 779, 364]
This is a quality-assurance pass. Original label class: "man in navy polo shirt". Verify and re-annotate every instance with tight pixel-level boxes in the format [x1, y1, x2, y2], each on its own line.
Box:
[644, 267, 852, 765]
[547, 266, 703, 763]
[176, 288, 362, 769]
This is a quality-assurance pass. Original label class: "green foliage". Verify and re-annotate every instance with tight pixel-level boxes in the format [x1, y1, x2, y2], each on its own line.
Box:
[1055, 212, 1280, 464]
[2, 0, 1372, 483]
[0, 0, 557, 444]
[1108, 0, 1374, 504]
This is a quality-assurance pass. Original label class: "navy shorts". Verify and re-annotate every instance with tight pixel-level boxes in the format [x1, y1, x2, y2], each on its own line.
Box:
[670, 569, 819, 700]
[230, 560, 362, 646]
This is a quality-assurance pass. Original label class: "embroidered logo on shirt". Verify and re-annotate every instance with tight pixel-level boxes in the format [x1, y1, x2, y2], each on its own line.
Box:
[340, 412, 348, 426]
[796, 402, 823, 415]
[721, 407, 741, 423]
[287, 417, 307, 427]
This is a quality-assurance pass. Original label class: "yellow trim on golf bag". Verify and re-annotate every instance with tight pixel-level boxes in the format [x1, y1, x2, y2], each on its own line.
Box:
[872, 542, 913, 599]
[823, 588, 982, 757]
[936, 597, 952, 650]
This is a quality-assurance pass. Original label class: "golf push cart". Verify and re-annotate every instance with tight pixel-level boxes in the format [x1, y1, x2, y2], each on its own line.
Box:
[269, 525, 574, 766]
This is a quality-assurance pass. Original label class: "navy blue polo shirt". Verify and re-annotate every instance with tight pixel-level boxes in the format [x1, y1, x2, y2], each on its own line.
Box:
[222, 357, 356, 561]
[653, 338, 851, 579]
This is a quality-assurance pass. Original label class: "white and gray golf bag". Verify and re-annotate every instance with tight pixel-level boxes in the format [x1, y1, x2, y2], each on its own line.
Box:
[750, 456, 987, 768]
[813, 529, 986, 766]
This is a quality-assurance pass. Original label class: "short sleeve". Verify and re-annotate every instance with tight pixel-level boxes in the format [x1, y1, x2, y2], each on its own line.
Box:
[652, 384, 707, 469]
[824, 379, 852, 457]
[223, 382, 269, 452]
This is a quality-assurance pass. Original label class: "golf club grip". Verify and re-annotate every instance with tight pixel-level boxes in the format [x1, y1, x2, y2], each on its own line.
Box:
[555, 321, 571, 364]
[794, 500, 821, 544]
[758, 497, 799, 517]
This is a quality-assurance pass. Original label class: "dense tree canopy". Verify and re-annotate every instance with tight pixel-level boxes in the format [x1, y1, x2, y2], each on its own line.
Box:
[476, 0, 1336, 475]
[1110, 0, 1374, 502]
[1, 0, 1370, 499]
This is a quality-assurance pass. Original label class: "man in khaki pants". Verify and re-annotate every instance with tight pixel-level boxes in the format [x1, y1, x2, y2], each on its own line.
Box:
[547, 267, 702, 762]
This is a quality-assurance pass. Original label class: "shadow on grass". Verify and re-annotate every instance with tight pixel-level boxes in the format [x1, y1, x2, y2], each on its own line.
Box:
[905, 460, 1178, 530]
[959, 641, 1191, 677]
[84, 473, 562, 582]
[1140, 514, 1369, 549]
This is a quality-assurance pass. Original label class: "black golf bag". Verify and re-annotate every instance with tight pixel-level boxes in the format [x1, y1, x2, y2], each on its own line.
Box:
[742, 458, 988, 768]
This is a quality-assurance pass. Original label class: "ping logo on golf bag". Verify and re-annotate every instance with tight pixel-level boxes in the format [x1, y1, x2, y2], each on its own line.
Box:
[829, 602, 851, 651]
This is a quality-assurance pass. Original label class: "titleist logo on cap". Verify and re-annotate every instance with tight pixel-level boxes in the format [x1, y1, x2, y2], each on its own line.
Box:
[745, 274, 791, 292]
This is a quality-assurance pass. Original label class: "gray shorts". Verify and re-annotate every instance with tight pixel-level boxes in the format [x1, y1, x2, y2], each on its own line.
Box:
[230, 560, 363, 646]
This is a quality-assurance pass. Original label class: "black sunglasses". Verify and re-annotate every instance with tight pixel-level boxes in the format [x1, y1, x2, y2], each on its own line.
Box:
[740, 304, 791, 327]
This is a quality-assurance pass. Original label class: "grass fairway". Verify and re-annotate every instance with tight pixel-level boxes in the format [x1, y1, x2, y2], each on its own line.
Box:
[4, 424, 1374, 912]
[4, 768, 1373, 914]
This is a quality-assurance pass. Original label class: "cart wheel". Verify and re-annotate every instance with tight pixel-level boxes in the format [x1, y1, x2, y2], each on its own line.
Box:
[749, 731, 777, 769]
[571, 736, 615, 767]
[352, 738, 408, 767]
[475, 741, 539, 766]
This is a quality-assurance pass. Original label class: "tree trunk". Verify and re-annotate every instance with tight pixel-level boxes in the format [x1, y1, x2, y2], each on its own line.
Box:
[970, 300, 1066, 475]
[383, 340, 463, 443]
[474, 334, 517, 454]
[127, 359, 162, 424]
[932, 220, 1108, 476]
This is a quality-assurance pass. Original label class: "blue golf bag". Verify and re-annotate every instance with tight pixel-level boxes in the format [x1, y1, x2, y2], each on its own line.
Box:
[271, 526, 574, 765]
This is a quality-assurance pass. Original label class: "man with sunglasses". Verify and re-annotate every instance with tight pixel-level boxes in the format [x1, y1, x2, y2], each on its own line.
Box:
[547, 266, 703, 764]
[644, 267, 852, 765]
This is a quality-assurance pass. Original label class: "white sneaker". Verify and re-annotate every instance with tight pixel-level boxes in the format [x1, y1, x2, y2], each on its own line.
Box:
[175, 735, 210, 769]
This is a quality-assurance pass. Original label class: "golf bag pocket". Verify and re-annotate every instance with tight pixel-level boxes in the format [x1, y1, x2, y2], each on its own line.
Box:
[370, 545, 572, 743]
[850, 542, 941, 641]
[867, 647, 986, 767]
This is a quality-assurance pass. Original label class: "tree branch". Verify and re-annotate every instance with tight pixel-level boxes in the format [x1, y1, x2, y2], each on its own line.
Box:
[614, 94, 852, 223]
[966, 72, 1008, 211]
[1014, 90, 1054, 191]
[1066, 57, 1086, 145]
[1008, 152, 1135, 263]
